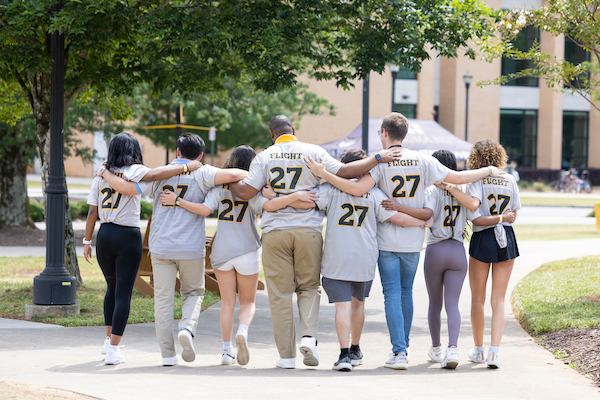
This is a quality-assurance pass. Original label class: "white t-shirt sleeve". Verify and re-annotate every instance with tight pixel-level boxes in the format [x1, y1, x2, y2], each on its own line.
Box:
[509, 176, 522, 211]
[372, 187, 396, 222]
[313, 183, 332, 211]
[466, 179, 483, 203]
[250, 194, 268, 214]
[136, 181, 156, 197]
[202, 186, 221, 212]
[423, 185, 437, 212]
[122, 164, 152, 182]
[242, 152, 268, 191]
[195, 165, 219, 192]
[318, 148, 343, 175]
[422, 154, 450, 187]
[87, 177, 102, 206]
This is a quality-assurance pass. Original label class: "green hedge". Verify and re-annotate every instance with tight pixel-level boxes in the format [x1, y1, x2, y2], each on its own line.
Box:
[28, 199, 154, 222]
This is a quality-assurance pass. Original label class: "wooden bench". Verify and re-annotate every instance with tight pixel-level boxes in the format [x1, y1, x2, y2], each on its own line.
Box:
[134, 215, 264, 296]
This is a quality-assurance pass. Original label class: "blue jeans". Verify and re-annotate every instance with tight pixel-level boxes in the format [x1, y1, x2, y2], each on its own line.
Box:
[378, 250, 421, 354]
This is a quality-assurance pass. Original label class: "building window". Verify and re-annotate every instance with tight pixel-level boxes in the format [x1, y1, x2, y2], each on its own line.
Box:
[499, 109, 538, 168]
[501, 25, 539, 87]
[393, 104, 416, 119]
[396, 66, 417, 80]
[562, 111, 588, 168]
[564, 37, 590, 89]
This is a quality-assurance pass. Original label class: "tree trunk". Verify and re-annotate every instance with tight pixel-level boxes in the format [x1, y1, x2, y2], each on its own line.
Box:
[29, 71, 83, 286]
[0, 124, 35, 228]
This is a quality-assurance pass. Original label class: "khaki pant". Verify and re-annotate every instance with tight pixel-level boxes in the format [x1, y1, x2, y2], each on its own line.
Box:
[151, 255, 205, 358]
[261, 228, 323, 359]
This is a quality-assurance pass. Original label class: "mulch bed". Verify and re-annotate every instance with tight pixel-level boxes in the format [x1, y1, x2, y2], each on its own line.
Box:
[537, 327, 600, 386]
[0, 226, 93, 247]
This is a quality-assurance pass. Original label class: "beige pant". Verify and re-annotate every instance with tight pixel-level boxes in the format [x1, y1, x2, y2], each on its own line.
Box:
[261, 228, 323, 359]
[151, 255, 205, 358]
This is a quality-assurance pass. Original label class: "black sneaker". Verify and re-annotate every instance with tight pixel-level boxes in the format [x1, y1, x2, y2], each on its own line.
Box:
[332, 354, 352, 371]
[349, 349, 364, 366]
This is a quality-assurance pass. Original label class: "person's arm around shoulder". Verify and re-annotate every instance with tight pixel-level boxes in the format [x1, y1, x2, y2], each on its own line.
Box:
[214, 168, 248, 185]
[387, 208, 433, 227]
[435, 182, 480, 213]
[304, 155, 375, 196]
[444, 166, 504, 185]
[141, 160, 202, 181]
[160, 190, 213, 216]
[380, 200, 434, 221]
[335, 148, 402, 178]
[472, 210, 516, 226]
[98, 167, 139, 196]
[83, 205, 98, 264]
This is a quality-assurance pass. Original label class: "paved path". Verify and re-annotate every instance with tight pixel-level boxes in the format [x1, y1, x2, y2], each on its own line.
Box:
[1, 237, 600, 399]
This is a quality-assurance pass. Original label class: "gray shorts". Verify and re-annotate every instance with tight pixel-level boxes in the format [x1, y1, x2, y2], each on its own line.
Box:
[322, 277, 373, 303]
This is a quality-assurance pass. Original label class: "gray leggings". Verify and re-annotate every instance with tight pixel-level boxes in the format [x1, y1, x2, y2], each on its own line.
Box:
[423, 239, 467, 347]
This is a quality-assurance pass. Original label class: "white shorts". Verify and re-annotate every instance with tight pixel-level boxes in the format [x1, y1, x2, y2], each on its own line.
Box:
[214, 249, 261, 275]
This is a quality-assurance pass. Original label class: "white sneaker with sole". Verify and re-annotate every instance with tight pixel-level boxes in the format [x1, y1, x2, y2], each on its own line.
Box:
[384, 352, 408, 370]
[101, 336, 111, 355]
[104, 346, 125, 365]
[162, 356, 179, 366]
[236, 330, 250, 366]
[468, 346, 486, 364]
[299, 337, 319, 366]
[221, 348, 235, 365]
[276, 357, 296, 369]
[441, 347, 459, 369]
[428, 345, 443, 363]
[178, 329, 196, 363]
[487, 350, 500, 369]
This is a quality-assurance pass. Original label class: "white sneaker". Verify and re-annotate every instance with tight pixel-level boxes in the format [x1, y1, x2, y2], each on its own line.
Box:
[468, 346, 486, 364]
[487, 349, 500, 369]
[276, 357, 296, 369]
[162, 356, 179, 366]
[299, 336, 319, 366]
[221, 348, 236, 365]
[178, 329, 196, 363]
[235, 330, 250, 366]
[384, 352, 408, 370]
[104, 346, 125, 365]
[441, 347, 459, 369]
[406, 347, 410, 362]
[101, 336, 111, 355]
[428, 345, 443, 363]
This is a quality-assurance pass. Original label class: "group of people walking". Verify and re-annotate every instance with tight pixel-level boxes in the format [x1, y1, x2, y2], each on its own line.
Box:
[83, 112, 520, 372]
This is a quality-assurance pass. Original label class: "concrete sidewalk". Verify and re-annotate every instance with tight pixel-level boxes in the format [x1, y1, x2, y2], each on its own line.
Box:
[1, 238, 600, 399]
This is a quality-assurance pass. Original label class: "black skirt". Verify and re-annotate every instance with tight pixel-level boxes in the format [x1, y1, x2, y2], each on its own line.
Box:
[469, 225, 519, 263]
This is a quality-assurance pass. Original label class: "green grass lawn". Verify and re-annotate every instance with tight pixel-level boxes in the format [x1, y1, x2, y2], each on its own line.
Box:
[513, 224, 599, 241]
[520, 196, 600, 207]
[0, 256, 219, 327]
[27, 181, 91, 190]
[512, 255, 600, 335]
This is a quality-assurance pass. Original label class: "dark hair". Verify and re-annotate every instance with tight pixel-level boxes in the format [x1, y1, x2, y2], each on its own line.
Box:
[105, 132, 143, 170]
[381, 112, 409, 141]
[223, 145, 256, 171]
[431, 150, 457, 171]
[177, 133, 205, 159]
[340, 148, 367, 164]
[269, 115, 294, 136]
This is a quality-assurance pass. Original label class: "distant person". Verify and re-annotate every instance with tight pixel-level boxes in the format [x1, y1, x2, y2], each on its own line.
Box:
[421, 150, 476, 369]
[100, 133, 246, 367]
[464, 139, 520, 369]
[230, 115, 401, 369]
[309, 148, 432, 372]
[506, 161, 520, 182]
[161, 145, 316, 366]
[304, 112, 504, 370]
[83, 132, 201, 365]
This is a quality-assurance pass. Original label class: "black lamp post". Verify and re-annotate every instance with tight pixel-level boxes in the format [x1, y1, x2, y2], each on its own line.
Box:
[463, 72, 473, 143]
[390, 64, 400, 112]
[32, 1, 77, 305]
[362, 75, 369, 153]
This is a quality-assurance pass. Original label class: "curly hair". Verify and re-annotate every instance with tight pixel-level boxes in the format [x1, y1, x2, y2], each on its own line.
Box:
[467, 139, 508, 170]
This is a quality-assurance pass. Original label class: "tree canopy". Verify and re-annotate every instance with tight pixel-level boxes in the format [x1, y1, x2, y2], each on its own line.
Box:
[477, 0, 600, 111]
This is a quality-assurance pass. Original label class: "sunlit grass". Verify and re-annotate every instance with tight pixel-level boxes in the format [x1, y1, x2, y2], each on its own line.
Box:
[520, 196, 599, 207]
[0, 256, 219, 327]
[512, 255, 600, 334]
[27, 181, 91, 190]
[512, 224, 599, 241]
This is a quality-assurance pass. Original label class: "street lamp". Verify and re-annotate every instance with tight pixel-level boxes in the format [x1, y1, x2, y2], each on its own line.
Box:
[390, 63, 400, 112]
[463, 72, 473, 143]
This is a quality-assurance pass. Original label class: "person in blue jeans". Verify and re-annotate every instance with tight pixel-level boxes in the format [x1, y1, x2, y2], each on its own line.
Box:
[305, 112, 504, 369]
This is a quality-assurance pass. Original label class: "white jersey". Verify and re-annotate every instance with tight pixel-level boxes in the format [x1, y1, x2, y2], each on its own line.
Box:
[315, 183, 395, 282]
[467, 174, 521, 233]
[202, 185, 267, 268]
[243, 137, 343, 234]
[424, 185, 472, 245]
[369, 147, 449, 252]
[87, 164, 151, 228]
[138, 161, 219, 260]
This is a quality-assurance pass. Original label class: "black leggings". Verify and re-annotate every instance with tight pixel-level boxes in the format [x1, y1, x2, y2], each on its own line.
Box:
[96, 223, 142, 336]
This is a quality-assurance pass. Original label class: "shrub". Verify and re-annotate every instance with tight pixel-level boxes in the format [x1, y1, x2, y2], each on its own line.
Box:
[29, 200, 44, 222]
[69, 199, 90, 220]
[140, 200, 153, 220]
[532, 182, 546, 192]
